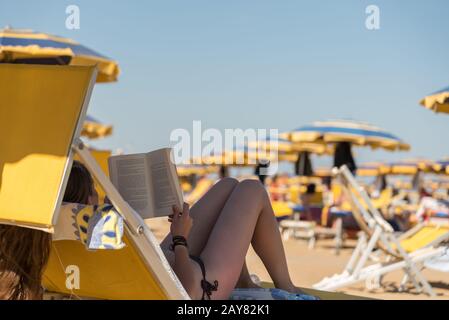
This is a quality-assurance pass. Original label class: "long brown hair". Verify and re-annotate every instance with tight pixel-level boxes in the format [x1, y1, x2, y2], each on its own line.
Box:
[0, 226, 51, 300]
[63, 160, 95, 204]
[0, 160, 94, 300]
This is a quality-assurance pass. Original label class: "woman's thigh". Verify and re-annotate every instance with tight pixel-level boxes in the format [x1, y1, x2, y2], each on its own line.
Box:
[160, 177, 239, 256]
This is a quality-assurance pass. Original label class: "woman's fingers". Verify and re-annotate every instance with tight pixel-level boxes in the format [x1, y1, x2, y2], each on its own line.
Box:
[181, 202, 190, 219]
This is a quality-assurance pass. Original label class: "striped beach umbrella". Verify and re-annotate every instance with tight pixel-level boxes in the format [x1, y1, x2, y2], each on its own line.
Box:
[432, 160, 449, 175]
[82, 115, 113, 139]
[357, 162, 384, 177]
[383, 159, 435, 175]
[281, 119, 410, 175]
[420, 87, 449, 114]
[280, 119, 410, 151]
[0, 27, 119, 83]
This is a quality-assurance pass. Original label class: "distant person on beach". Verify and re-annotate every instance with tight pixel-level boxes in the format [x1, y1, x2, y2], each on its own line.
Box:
[0, 161, 304, 300]
[415, 189, 449, 221]
[268, 174, 288, 201]
[301, 183, 317, 221]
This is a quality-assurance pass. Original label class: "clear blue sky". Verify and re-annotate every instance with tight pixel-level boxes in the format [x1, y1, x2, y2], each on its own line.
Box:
[2, 0, 449, 167]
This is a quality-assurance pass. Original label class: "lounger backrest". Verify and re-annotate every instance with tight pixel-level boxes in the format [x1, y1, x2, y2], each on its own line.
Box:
[400, 225, 449, 253]
[0, 64, 96, 231]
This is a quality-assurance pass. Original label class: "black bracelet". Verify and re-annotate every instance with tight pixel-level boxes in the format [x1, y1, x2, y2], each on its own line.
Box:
[170, 236, 188, 251]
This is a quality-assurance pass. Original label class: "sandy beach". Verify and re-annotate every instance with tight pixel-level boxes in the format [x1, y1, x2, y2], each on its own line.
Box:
[147, 218, 449, 300]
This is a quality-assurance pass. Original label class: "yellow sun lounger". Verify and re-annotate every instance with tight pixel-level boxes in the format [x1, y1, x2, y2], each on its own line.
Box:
[0, 64, 187, 299]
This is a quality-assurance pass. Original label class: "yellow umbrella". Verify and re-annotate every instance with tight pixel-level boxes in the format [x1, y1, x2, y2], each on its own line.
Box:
[176, 165, 219, 177]
[420, 87, 449, 114]
[189, 149, 259, 167]
[357, 162, 384, 177]
[383, 159, 435, 175]
[432, 160, 449, 175]
[0, 27, 120, 83]
[81, 115, 113, 139]
[248, 137, 332, 155]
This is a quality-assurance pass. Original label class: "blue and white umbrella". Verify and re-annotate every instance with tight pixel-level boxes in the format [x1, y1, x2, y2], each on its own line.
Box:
[280, 119, 410, 151]
[0, 27, 119, 83]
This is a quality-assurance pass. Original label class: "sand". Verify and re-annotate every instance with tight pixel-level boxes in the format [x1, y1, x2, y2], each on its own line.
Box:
[146, 217, 449, 300]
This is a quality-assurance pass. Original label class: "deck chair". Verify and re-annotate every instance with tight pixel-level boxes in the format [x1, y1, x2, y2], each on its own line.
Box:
[0, 64, 188, 299]
[313, 165, 449, 297]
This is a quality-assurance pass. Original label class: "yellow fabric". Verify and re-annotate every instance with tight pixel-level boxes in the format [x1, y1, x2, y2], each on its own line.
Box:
[272, 201, 293, 217]
[308, 192, 323, 206]
[420, 91, 449, 114]
[74, 149, 111, 204]
[81, 121, 113, 139]
[400, 225, 449, 253]
[289, 185, 301, 203]
[371, 189, 392, 210]
[43, 234, 167, 299]
[0, 64, 95, 230]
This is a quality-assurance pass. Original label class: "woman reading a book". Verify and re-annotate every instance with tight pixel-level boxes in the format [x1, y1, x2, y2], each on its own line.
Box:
[2, 161, 300, 300]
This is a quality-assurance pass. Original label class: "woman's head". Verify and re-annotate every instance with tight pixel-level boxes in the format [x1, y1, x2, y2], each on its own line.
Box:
[64, 160, 98, 205]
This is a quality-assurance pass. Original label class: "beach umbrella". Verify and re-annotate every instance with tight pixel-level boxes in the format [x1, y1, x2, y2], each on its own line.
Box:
[280, 119, 410, 151]
[187, 148, 257, 178]
[432, 160, 449, 175]
[382, 159, 435, 175]
[0, 27, 119, 83]
[281, 119, 410, 174]
[357, 162, 384, 177]
[81, 115, 113, 139]
[420, 87, 449, 114]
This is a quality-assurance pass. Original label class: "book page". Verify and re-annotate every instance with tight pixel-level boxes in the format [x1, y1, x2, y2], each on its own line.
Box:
[109, 154, 152, 217]
[146, 148, 183, 217]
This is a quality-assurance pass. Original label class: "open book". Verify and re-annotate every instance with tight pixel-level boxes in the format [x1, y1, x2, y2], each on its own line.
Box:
[108, 148, 183, 219]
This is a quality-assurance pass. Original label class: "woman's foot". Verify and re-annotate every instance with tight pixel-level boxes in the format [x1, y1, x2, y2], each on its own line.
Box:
[236, 275, 263, 289]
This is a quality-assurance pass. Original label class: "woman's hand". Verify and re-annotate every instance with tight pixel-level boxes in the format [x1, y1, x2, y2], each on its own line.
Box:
[169, 202, 193, 238]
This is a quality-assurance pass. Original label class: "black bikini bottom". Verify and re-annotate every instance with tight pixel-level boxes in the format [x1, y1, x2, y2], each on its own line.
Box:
[189, 255, 219, 300]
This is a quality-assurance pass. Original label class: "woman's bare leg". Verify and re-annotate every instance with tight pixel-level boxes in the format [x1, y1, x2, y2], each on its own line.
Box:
[235, 261, 261, 288]
[161, 178, 260, 288]
[161, 177, 238, 254]
[200, 180, 296, 299]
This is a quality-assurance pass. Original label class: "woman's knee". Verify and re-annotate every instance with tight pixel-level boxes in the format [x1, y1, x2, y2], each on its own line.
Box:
[237, 179, 267, 198]
[217, 177, 239, 190]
